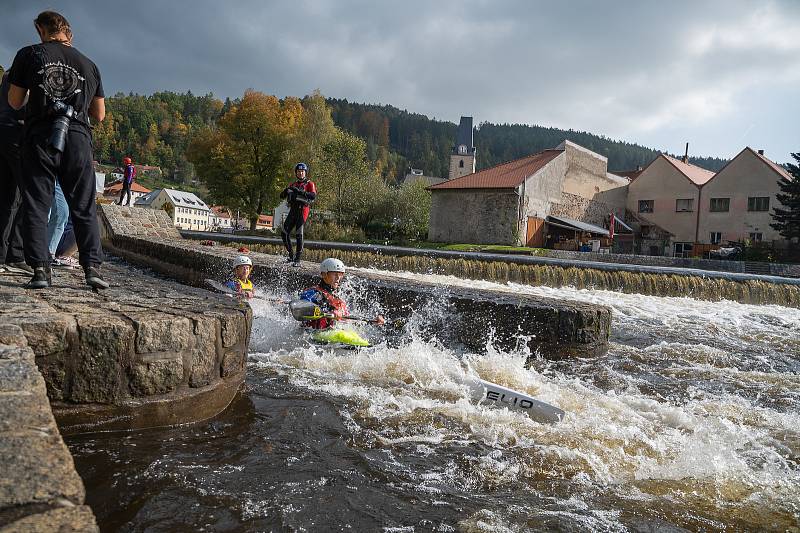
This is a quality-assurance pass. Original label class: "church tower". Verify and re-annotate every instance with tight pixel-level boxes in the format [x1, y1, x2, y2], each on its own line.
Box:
[448, 116, 476, 180]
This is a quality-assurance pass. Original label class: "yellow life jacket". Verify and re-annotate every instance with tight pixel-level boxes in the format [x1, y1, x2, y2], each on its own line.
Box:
[234, 277, 253, 297]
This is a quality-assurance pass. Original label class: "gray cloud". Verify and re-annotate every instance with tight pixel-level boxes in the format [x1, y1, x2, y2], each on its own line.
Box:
[1, 0, 798, 162]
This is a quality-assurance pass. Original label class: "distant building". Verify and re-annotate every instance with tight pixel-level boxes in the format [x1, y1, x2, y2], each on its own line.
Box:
[256, 214, 273, 230]
[448, 116, 476, 181]
[209, 206, 234, 232]
[428, 139, 629, 246]
[135, 188, 211, 231]
[103, 180, 152, 204]
[402, 168, 446, 187]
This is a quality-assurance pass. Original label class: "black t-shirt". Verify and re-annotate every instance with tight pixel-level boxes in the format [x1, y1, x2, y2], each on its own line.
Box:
[8, 41, 103, 134]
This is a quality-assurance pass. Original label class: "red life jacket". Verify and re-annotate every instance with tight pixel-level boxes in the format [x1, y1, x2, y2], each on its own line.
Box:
[304, 284, 348, 329]
[289, 179, 316, 222]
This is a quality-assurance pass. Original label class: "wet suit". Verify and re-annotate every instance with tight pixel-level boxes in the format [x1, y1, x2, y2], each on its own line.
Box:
[280, 178, 316, 262]
[299, 281, 348, 329]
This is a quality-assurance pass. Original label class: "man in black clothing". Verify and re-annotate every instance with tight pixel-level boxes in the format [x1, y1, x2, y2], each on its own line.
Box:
[279, 162, 316, 267]
[7, 11, 108, 289]
[0, 69, 32, 275]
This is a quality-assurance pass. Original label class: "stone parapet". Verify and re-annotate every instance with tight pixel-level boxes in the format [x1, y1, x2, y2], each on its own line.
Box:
[101, 233, 611, 358]
[0, 324, 98, 531]
[0, 262, 251, 434]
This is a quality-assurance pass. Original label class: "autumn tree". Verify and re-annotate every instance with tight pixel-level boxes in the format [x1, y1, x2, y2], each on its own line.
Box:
[188, 90, 303, 229]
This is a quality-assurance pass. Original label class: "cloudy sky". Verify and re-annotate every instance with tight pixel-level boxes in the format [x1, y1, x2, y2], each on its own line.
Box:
[2, 0, 798, 163]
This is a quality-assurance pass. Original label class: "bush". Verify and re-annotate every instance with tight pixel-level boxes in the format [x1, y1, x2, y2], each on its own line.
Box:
[304, 220, 366, 242]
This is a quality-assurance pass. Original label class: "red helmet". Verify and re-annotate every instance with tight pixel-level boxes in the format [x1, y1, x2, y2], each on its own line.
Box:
[123, 157, 132, 164]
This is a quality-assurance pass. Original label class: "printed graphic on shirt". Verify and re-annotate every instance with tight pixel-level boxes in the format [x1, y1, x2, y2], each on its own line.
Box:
[37, 61, 84, 101]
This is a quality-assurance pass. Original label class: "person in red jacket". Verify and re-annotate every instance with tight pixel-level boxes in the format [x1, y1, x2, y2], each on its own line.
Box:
[298, 258, 384, 329]
[279, 162, 316, 267]
[116, 156, 135, 206]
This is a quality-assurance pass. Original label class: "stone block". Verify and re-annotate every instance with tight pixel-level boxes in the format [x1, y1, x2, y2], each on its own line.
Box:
[0, 434, 85, 507]
[0, 388, 53, 433]
[68, 315, 134, 404]
[220, 349, 244, 378]
[188, 316, 218, 388]
[0, 355, 42, 393]
[134, 316, 192, 353]
[0, 324, 26, 348]
[4, 312, 73, 357]
[128, 357, 183, 396]
[206, 311, 244, 348]
[0, 505, 99, 533]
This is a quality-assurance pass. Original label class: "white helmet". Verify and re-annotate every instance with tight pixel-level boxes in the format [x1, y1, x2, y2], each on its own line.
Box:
[320, 257, 345, 274]
[233, 255, 252, 268]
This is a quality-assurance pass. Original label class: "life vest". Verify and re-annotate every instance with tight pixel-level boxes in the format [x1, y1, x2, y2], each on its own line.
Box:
[124, 163, 136, 183]
[288, 179, 317, 222]
[232, 277, 253, 299]
[303, 284, 348, 329]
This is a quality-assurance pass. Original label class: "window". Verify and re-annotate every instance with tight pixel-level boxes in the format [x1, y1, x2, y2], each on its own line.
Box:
[709, 198, 730, 212]
[459, 160, 464, 168]
[749, 232, 763, 242]
[640, 225, 651, 237]
[710, 232, 722, 244]
[638, 200, 654, 213]
[748, 197, 769, 212]
[674, 242, 693, 257]
[676, 199, 694, 212]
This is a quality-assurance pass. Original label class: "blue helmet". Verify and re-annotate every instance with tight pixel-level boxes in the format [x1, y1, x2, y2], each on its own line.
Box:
[295, 162, 308, 172]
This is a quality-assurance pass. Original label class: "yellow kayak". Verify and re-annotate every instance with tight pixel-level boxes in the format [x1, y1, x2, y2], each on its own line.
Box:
[311, 328, 371, 348]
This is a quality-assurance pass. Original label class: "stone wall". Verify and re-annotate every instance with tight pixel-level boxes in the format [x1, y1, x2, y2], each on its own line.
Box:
[0, 262, 251, 434]
[428, 189, 521, 245]
[0, 324, 98, 531]
[551, 191, 618, 227]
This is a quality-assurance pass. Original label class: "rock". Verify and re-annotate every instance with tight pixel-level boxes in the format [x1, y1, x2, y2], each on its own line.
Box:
[221, 349, 244, 378]
[188, 316, 219, 388]
[0, 505, 98, 533]
[128, 357, 184, 396]
[68, 315, 134, 404]
[134, 316, 192, 353]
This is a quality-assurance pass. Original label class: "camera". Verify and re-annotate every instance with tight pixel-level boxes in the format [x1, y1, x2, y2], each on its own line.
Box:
[48, 100, 76, 153]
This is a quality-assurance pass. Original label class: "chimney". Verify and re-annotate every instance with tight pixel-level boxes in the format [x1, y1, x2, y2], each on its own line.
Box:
[758, 149, 764, 156]
[682, 142, 689, 164]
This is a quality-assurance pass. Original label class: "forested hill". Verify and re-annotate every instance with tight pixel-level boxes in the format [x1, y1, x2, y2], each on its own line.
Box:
[93, 91, 728, 186]
[327, 98, 729, 178]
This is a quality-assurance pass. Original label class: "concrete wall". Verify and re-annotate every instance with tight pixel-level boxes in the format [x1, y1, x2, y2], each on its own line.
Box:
[428, 189, 520, 244]
[559, 140, 626, 198]
[627, 156, 700, 245]
[521, 151, 567, 221]
[551, 192, 618, 227]
[699, 149, 786, 244]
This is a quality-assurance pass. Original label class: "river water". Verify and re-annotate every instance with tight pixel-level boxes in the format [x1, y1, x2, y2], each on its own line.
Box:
[67, 269, 800, 532]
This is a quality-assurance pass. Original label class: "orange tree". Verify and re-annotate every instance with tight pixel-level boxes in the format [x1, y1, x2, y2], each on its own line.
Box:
[188, 90, 302, 229]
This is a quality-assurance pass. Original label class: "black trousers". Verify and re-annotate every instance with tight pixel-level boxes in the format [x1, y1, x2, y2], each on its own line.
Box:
[281, 209, 305, 260]
[22, 128, 103, 268]
[117, 180, 131, 205]
[0, 125, 24, 264]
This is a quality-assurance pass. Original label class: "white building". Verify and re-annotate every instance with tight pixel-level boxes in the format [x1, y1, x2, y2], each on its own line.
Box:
[135, 188, 211, 230]
[209, 206, 234, 232]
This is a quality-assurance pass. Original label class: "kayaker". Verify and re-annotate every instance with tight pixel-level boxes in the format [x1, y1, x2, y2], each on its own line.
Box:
[299, 258, 384, 329]
[225, 255, 254, 298]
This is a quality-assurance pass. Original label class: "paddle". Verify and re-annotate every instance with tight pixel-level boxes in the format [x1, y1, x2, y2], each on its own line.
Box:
[289, 299, 390, 325]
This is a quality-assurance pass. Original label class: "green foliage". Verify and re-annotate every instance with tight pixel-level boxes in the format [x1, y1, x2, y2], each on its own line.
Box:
[187, 91, 303, 229]
[303, 220, 366, 242]
[770, 152, 800, 241]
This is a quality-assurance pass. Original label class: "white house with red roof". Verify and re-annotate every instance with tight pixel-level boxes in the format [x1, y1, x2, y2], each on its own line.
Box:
[102, 180, 152, 205]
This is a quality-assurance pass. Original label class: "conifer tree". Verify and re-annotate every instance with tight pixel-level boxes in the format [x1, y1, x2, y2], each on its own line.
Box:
[770, 152, 800, 241]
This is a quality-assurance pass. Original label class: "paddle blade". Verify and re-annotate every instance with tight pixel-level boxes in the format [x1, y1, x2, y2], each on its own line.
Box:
[290, 299, 325, 321]
[469, 378, 565, 423]
[312, 329, 371, 347]
[205, 278, 235, 295]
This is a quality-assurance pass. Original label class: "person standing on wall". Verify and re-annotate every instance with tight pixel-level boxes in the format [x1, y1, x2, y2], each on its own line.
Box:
[116, 156, 135, 206]
[0, 67, 33, 276]
[279, 162, 316, 267]
[7, 10, 109, 289]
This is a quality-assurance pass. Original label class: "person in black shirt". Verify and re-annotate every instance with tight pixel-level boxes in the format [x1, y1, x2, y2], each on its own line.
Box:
[0, 68, 31, 275]
[7, 11, 109, 289]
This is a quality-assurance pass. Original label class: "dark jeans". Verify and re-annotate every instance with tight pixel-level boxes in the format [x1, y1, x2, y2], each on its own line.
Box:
[281, 209, 306, 261]
[22, 128, 103, 268]
[117, 180, 132, 205]
[0, 125, 24, 264]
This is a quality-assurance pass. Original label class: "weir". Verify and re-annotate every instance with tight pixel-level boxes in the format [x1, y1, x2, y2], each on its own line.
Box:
[100, 206, 611, 358]
[181, 232, 800, 308]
